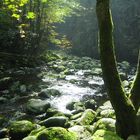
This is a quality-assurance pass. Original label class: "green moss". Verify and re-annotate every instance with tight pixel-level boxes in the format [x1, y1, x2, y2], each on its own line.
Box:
[9, 120, 35, 133]
[29, 126, 46, 136]
[25, 127, 78, 140]
[23, 136, 37, 140]
[39, 128, 76, 140]
[9, 120, 36, 139]
[76, 109, 96, 125]
[92, 129, 123, 140]
[93, 118, 116, 133]
[37, 127, 77, 140]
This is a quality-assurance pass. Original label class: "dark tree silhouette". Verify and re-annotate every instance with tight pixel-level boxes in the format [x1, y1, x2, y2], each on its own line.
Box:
[96, 0, 140, 139]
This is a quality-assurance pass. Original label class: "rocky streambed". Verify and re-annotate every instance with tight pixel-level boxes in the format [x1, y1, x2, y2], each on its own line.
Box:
[0, 51, 138, 140]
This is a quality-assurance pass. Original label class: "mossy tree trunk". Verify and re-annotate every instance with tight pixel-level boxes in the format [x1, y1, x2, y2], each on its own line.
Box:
[96, 0, 138, 139]
[130, 51, 140, 112]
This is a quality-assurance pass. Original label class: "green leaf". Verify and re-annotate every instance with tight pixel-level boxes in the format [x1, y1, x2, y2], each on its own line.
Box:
[26, 12, 36, 19]
[12, 13, 20, 19]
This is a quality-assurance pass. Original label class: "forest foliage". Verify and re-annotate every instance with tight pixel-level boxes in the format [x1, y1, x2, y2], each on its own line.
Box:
[0, 0, 79, 68]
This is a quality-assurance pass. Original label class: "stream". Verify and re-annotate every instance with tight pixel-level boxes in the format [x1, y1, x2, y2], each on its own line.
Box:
[0, 52, 134, 128]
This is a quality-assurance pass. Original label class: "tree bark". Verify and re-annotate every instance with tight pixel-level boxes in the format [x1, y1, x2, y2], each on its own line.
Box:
[130, 50, 140, 112]
[96, 0, 137, 139]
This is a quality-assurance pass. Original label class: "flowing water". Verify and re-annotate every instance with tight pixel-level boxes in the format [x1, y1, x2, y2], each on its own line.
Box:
[42, 70, 104, 113]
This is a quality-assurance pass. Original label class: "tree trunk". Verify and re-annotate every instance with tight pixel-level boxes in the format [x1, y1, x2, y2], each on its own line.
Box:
[130, 50, 140, 112]
[96, 0, 137, 139]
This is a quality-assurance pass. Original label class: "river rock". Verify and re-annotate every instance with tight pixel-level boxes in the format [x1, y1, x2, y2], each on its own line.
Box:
[26, 99, 50, 114]
[71, 112, 82, 120]
[66, 101, 76, 110]
[76, 109, 96, 125]
[119, 72, 127, 81]
[0, 128, 8, 138]
[45, 108, 64, 118]
[23, 127, 78, 140]
[9, 120, 36, 140]
[92, 129, 123, 140]
[100, 109, 115, 119]
[93, 118, 116, 133]
[39, 89, 61, 98]
[20, 85, 27, 93]
[69, 125, 92, 140]
[96, 101, 115, 119]
[39, 116, 69, 128]
[66, 101, 85, 111]
[0, 97, 8, 104]
[0, 77, 13, 90]
[97, 101, 113, 113]
[84, 99, 96, 110]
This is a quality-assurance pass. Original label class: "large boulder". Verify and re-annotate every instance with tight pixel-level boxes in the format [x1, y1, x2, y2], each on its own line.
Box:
[9, 120, 36, 140]
[23, 127, 78, 140]
[26, 99, 50, 114]
[39, 116, 69, 128]
[92, 129, 123, 140]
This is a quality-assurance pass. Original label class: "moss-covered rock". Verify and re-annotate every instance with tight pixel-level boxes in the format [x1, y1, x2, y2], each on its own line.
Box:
[70, 112, 82, 120]
[96, 101, 115, 119]
[39, 116, 69, 128]
[24, 127, 78, 140]
[92, 129, 123, 140]
[26, 99, 50, 114]
[76, 109, 96, 125]
[23, 136, 37, 140]
[91, 68, 102, 76]
[100, 109, 115, 119]
[45, 108, 64, 118]
[93, 118, 116, 132]
[68, 125, 92, 140]
[9, 120, 36, 140]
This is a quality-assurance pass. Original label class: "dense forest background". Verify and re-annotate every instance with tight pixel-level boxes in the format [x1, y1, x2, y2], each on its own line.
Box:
[57, 0, 140, 63]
